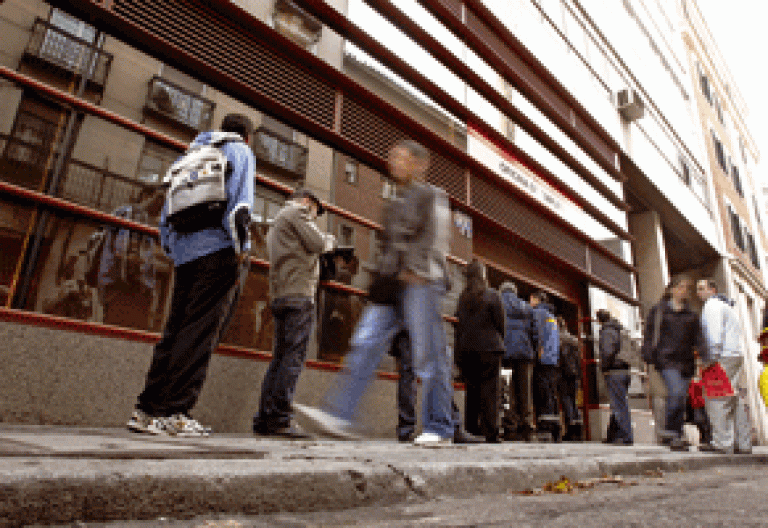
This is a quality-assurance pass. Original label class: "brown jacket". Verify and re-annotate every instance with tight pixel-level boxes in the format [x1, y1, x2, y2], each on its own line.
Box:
[267, 200, 334, 301]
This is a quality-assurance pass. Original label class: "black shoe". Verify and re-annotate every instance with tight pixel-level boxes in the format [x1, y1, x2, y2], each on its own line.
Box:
[256, 424, 314, 440]
[669, 438, 691, 452]
[454, 429, 485, 444]
[698, 442, 719, 452]
[398, 432, 415, 442]
[607, 439, 633, 446]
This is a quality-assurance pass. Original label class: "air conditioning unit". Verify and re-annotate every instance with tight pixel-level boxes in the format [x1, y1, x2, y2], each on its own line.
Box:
[616, 88, 645, 121]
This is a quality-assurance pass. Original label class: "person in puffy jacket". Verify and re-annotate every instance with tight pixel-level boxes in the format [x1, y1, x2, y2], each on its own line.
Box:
[596, 309, 633, 445]
[499, 282, 537, 441]
[455, 260, 505, 443]
[531, 291, 560, 442]
[641, 275, 708, 451]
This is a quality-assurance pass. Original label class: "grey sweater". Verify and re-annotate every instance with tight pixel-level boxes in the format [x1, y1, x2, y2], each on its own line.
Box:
[267, 200, 334, 301]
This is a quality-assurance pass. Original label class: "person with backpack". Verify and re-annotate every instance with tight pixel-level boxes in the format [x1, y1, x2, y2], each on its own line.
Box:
[557, 316, 583, 442]
[596, 309, 633, 445]
[696, 279, 752, 454]
[641, 275, 708, 451]
[127, 113, 255, 437]
[530, 291, 560, 442]
[252, 187, 335, 439]
[499, 282, 537, 441]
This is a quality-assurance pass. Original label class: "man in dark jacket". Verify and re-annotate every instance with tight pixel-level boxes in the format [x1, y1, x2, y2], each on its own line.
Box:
[558, 316, 583, 441]
[531, 291, 560, 442]
[596, 309, 633, 445]
[499, 282, 537, 441]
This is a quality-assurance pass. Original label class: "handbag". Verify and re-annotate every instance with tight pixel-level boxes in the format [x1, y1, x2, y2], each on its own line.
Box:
[700, 362, 735, 399]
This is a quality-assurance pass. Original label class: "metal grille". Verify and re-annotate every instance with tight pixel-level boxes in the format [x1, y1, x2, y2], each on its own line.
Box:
[589, 249, 633, 298]
[426, 151, 466, 203]
[112, 0, 335, 129]
[339, 95, 408, 159]
[470, 175, 588, 271]
[572, 114, 616, 173]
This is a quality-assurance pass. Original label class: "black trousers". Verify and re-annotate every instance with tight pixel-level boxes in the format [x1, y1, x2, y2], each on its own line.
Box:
[501, 358, 535, 434]
[534, 364, 561, 433]
[392, 331, 417, 439]
[460, 351, 502, 440]
[137, 247, 242, 417]
[558, 375, 582, 426]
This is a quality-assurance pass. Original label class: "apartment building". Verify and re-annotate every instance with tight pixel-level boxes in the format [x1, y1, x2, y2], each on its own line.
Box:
[680, 0, 767, 441]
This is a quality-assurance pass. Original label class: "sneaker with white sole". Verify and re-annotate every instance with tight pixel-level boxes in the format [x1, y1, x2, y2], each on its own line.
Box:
[164, 413, 212, 437]
[413, 432, 452, 446]
[126, 410, 168, 435]
[293, 403, 359, 440]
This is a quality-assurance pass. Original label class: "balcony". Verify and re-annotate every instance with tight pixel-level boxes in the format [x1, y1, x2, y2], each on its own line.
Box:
[253, 127, 308, 179]
[143, 76, 215, 134]
[22, 18, 113, 88]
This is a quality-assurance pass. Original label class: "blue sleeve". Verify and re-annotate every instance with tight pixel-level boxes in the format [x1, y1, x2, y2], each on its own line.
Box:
[223, 142, 255, 251]
[159, 202, 171, 255]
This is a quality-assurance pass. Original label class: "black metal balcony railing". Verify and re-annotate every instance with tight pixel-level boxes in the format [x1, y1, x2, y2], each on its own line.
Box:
[23, 18, 113, 87]
[144, 76, 215, 133]
[253, 126, 308, 178]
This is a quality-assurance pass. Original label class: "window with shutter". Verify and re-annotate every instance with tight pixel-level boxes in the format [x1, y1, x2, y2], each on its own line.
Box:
[732, 164, 744, 197]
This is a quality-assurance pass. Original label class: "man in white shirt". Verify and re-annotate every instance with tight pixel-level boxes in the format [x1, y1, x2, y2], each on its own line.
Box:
[696, 279, 752, 454]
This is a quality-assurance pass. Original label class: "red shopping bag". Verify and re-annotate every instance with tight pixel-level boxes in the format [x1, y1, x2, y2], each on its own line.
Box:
[688, 380, 705, 409]
[701, 362, 735, 399]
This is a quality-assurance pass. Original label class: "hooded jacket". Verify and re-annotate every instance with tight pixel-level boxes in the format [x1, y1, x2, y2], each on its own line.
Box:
[701, 294, 742, 358]
[159, 131, 254, 267]
[267, 199, 335, 301]
[599, 318, 629, 373]
[532, 302, 559, 366]
[499, 283, 536, 361]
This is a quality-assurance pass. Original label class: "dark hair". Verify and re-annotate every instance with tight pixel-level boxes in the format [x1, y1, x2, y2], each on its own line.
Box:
[595, 309, 611, 323]
[531, 290, 548, 305]
[393, 139, 430, 162]
[221, 113, 254, 141]
[462, 259, 487, 310]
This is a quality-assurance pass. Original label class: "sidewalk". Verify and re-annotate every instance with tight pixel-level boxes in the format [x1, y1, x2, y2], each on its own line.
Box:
[1, 425, 765, 526]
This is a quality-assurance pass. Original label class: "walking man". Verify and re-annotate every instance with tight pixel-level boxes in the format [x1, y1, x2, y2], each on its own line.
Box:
[558, 316, 583, 441]
[296, 140, 457, 444]
[252, 188, 335, 438]
[596, 309, 633, 445]
[696, 279, 752, 454]
[127, 113, 255, 436]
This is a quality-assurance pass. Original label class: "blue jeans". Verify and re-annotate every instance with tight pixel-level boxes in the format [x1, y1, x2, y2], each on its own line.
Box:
[661, 368, 691, 438]
[604, 372, 633, 443]
[254, 296, 314, 431]
[326, 282, 455, 438]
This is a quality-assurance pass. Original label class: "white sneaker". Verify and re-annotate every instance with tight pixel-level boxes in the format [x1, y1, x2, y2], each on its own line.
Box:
[164, 414, 212, 437]
[126, 410, 167, 435]
[413, 432, 452, 446]
[293, 403, 359, 440]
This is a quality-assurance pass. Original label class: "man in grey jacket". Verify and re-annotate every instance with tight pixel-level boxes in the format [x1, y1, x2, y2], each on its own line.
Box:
[296, 140, 456, 444]
[253, 188, 335, 438]
[696, 279, 752, 454]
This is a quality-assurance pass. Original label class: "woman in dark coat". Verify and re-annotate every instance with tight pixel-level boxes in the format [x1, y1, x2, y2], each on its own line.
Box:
[641, 275, 708, 451]
[455, 259, 506, 443]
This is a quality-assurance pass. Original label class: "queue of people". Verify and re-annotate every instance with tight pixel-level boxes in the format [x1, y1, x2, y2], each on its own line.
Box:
[124, 125, 755, 450]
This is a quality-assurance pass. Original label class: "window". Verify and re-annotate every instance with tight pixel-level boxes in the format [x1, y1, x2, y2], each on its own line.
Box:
[678, 154, 691, 185]
[712, 131, 728, 173]
[728, 205, 745, 252]
[49, 9, 98, 43]
[698, 63, 712, 104]
[344, 160, 358, 184]
[338, 224, 354, 246]
[160, 65, 205, 96]
[713, 92, 724, 124]
[747, 231, 760, 269]
[136, 140, 179, 185]
[732, 162, 744, 197]
[382, 178, 397, 200]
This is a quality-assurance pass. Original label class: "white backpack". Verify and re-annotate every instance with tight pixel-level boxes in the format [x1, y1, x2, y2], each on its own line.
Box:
[163, 133, 242, 232]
